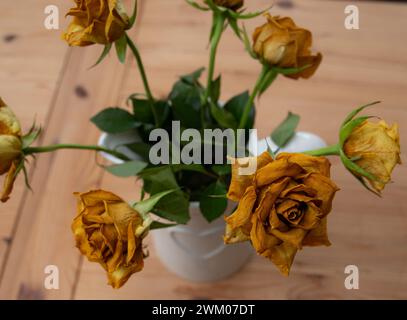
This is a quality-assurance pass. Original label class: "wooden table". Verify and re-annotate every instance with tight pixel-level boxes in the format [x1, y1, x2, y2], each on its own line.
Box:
[0, 0, 406, 300]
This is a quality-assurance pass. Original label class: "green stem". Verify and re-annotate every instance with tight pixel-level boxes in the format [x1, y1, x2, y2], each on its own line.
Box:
[303, 144, 341, 157]
[125, 34, 159, 127]
[201, 13, 226, 128]
[238, 65, 270, 130]
[24, 144, 130, 161]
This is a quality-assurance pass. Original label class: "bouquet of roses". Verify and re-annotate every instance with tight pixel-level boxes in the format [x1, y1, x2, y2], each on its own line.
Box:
[0, 0, 400, 288]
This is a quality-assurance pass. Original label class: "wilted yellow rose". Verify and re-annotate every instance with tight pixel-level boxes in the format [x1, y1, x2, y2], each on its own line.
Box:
[253, 14, 322, 79]
[225, 152, 338, 275]
[72, 190, 148, 288]
[0, 98, 22, 203]
[63, 0, 131, 47]
[343, 119, 401, 193]
[213, 0, 244, 11]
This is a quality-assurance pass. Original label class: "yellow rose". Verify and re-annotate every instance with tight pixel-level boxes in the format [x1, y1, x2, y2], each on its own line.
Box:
[0, 98, 22, 203]
[63, 0, 131, 47]
[253, 14, 322, 79]
[72, 190, 148, 288]
[224, 152, 339, 275]
[213, 0, 244, 11]
[343, 119, 401, 193]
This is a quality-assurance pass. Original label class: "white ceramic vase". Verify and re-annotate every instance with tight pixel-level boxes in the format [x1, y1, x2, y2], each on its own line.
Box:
[98, 129, 327, 282]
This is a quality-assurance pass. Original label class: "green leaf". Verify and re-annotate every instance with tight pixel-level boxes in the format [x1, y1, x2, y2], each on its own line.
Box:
[273, 64, 312, 76]
[211, 75, 221, 103]
[224, 91, 255, 129]
[169, 81, 203, 129]
[115, 34, 127, 63]
[22, 164, 32, 191]
[228, 17, 242, 39]
[130, 97, 154, 124]
[339, 116, 373, 147]
[205, 0, 222, 12]
[150, 221, 177, 230]
[200, 181, 228, 222]
[133, 189, 176, 216]
[339, 150, 380, 183]
[91, 107, 138, 133]
[125, 142, 151, 161]
[129, 0, 139, 28]
[90, 44, 112, 68]
[22, 127, 41, 149]
[241, 24, 257, 59]
[171, 164, 209, 175]
[105, 160, 147, 177]
[210, 102, 238, 129]
[271, 112, 300, 148]
[180, 67, 205, 86]
[211, 164, 231, 176]
[185, 0, 209, 11]
[141, 166, 190, 224]
[341, 101, 381, 127]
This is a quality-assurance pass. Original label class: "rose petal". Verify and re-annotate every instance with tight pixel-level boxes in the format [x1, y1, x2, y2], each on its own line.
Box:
[302, 217, 331, 247]
[255, 159, 304, 188]
[250, 215, 281, 254]
[225, 186, 257, 229]
[255, 178, 290, 222]
[302, 173, 339, 216]
[227, 152, 273, 201]
[271, 228, 308, 249]
[277, 153, 331, 177]
[264, 242, 298, 276]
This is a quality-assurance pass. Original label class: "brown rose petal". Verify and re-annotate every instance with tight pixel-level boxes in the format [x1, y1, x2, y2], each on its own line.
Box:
[276, 199, 298, 214]
[280, 184, 317, 198]
[224, 223, 251, 244]
[127, 220, 136, 264]
[250, 215, 281, 255]
[225, 186, 257, 229]
[277, 153, 331, 177]
[302, 173, 339, 215]
[287, 53, 323, 80]
[269, 207, 282, 230]
[227, 152, 273, 201]
[255, 159, 304, 188]
[108, 246, 144, 289]
[255, 178, 290, 222]
[297, 202, 322, 230]
[0, 160, 19, 203]
[271, 228, 307, 250]
[264, 241, 298, 276]
[302, 217, 331, 247]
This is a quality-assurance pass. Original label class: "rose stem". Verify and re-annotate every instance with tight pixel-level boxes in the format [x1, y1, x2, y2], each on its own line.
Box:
[125, 34, 159, 127]
[303, 144, 341, 157]
[24, 144, 130, 161]
[201, 12, 226, 128]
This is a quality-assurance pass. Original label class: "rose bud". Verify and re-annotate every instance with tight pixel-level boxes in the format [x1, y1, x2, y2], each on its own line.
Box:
[0, 98, 23, 202]
[343, 119, 401, 194]
[72, 190, 149, 288]
[63, 0, 131, 47]
[252, 14, 322, 79]
[224, 152, 338, 275]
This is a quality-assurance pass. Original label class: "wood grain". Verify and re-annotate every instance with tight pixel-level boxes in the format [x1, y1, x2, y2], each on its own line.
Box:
[0, 0, 406, 300]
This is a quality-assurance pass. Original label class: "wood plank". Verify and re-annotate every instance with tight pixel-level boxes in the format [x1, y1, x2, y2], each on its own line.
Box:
[0, 27, 132, 302]
[0, 0, 71, 275]
[73, 0, 407, 299]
